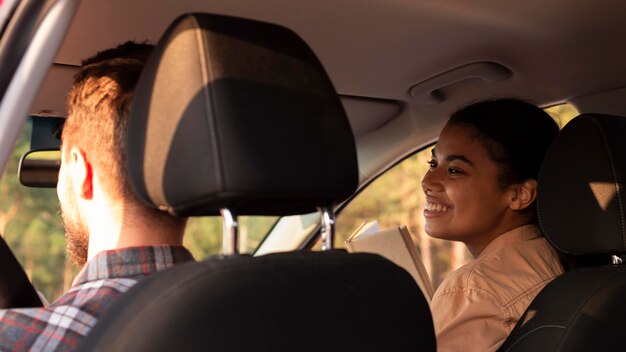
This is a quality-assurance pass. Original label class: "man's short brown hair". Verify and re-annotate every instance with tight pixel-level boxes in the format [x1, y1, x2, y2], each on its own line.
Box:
[63, 42, 183, 225]
[64, 41, 152, 199]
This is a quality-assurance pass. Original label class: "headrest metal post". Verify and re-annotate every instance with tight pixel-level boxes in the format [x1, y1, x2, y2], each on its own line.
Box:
[221, 208, 238, 255]
[319, 207, 335, 251]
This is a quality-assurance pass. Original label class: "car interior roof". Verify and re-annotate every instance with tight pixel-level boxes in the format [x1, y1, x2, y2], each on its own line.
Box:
[29, 0, 626, 182]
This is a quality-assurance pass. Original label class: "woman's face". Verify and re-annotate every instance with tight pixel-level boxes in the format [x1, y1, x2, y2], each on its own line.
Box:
[421, 123, 516, 254]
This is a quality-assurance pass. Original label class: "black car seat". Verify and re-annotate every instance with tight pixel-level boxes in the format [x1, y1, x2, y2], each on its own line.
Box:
[76, 13, 435, 352]
[499, 114, 626, 351]
[0, 238, 42, 308]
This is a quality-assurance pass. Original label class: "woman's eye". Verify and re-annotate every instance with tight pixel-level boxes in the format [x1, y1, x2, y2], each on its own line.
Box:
[448, 168, 463, 175]
[427, 159, 437, 168]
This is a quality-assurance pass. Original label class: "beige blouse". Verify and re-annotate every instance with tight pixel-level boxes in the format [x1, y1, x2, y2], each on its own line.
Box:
[431, 224, 563, 352]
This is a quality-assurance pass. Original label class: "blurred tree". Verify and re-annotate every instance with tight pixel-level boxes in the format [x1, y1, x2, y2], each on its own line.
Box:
[183, 215, 278, 258]
[0, 121, 72, 300]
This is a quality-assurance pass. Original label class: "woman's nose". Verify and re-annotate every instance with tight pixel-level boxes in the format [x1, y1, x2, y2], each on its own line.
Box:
[421, 168, 442, 194]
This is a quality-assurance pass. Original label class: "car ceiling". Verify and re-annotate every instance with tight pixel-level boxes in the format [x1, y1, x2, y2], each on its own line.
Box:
[29, 0, 626, 179]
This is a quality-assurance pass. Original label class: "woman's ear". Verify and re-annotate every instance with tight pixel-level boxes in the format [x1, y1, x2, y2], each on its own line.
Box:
[509, 179, 537, 211]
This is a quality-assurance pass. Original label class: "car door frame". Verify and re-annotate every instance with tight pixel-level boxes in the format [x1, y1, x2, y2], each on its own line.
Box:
[0, 0, 78, 178]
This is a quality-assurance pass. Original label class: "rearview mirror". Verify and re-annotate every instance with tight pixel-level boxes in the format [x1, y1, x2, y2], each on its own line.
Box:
[18, 149, 61, 188]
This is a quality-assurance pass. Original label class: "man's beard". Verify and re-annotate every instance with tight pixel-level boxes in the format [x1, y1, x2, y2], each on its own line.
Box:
[60, 185, 89, 268]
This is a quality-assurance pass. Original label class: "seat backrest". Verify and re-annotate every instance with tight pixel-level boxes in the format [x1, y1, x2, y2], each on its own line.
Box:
[78, 251, 434, 352]
[76, 13, 435, 352]
[500, 114, 626, 351]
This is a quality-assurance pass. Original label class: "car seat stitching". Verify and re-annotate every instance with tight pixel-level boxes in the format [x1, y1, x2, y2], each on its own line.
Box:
[506, 267, 625, 351]
[592, 116, 626, 249]
[503, 325, 565, 351]
[536, 135, 569, 254]
[193, 16, 223, 190]
[502, 273, 560, 309]
[537, 211, 567, 253]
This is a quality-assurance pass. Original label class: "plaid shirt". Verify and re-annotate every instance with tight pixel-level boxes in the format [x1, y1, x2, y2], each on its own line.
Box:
[0, 245, 194, 351]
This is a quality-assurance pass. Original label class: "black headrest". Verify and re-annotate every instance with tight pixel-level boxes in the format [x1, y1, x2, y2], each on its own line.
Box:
[127, 13, 358, 216]
[538, 114, 626, 255]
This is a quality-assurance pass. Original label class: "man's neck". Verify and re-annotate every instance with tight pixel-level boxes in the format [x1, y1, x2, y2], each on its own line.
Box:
[86, 200, 184, 262]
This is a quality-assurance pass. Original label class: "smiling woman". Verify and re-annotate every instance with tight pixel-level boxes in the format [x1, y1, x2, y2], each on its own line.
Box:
[425, 99, 564, 351]
[423, 123, 515, 256]
[423, 100, 559, 256]
[333, 103, 577, 285]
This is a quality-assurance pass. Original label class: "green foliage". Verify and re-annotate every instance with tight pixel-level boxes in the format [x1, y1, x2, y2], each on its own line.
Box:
[183, 216, 278, 258]
[183, 217, 223, 259]
[0, 122, 72, 300]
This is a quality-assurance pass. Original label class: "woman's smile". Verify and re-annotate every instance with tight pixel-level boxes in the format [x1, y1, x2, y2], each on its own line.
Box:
[425, 203, 450, 212]
[424, 195, 452, 217]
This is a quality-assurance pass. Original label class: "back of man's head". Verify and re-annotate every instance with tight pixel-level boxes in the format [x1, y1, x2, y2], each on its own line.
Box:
[63, 41, 183, 226]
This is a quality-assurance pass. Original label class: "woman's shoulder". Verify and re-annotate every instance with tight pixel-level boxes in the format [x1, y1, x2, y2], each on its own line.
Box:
[472, 226, 562, 283]
[432, 259, 503, 309]
[435, 234, 563, 305]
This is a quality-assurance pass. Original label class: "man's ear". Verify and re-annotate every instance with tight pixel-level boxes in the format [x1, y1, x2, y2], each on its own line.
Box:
[69, 147, 93, 200]
[508, 179, 537, 211]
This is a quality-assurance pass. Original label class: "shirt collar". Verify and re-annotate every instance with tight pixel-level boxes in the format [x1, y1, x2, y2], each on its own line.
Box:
[72, 245, 195, 286]
[478, 224, 542, 259]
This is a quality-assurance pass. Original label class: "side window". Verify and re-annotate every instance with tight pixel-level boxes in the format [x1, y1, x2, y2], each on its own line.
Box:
[0, 120, 72, 301]
[545, 103, 578, 127]
[332, 103, 578, 289]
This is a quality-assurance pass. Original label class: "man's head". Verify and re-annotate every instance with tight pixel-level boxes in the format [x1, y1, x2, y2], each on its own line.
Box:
[58, 41, 186, 267]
